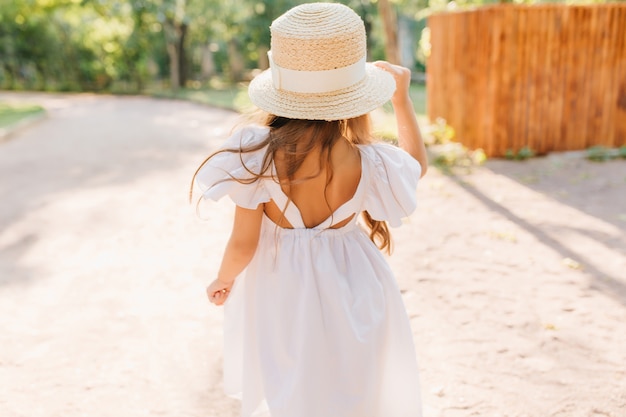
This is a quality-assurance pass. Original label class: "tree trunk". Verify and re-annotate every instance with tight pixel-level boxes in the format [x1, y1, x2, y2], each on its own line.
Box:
[201, 45, 216, 81]
[164, 19, 187, 90]
[227, 38, 245, 82]
[257, 44, 269, 70]
[35, 63, 46, 90]
[378, 0, 400, 64]
[166, 41, 180, 90]
[134, 67, 144, 92]
[177, 22, 188, 87]
[2, 64, 15, 89]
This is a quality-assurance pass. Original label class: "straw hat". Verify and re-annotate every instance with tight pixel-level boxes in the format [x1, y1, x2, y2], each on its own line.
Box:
[248, 2, 396, 121]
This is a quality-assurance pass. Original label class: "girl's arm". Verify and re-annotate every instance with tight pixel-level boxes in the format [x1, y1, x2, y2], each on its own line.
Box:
[206, 204, 264, 306]
[374, 61, 428, 178]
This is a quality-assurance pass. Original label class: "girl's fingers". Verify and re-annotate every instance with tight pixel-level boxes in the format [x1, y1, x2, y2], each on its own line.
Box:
[210, 294, 221, 305]
[208, 288, 230, 306]
[373, 60, 400, 73]
[373, 61, 394, 74]
[214, 293, 229, 306]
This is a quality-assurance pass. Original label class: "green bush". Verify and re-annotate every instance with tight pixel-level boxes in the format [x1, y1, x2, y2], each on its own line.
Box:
[586, 145, 624, 162]
[422, 118, 486, 173]
[505, 147, 535, 161]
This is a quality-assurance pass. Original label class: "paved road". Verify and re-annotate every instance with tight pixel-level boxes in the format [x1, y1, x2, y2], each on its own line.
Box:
[1, 93, 625, 417]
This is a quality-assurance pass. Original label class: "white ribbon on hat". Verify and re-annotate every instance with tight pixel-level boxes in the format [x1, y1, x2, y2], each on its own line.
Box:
[268, 51, 366, 94]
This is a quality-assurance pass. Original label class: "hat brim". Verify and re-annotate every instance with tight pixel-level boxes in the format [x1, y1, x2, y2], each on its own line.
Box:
[248, 64, 396, 121]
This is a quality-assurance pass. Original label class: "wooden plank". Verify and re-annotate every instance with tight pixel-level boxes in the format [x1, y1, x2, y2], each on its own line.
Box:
[545, 7, 569, 152]
[465, 8, 477, 153]
[535, 5, 553, 155]
[525, 5, 541, 154]
[481, 8, 496, 155]
[457, 10, 469, 148]
[540, 5, 555, 154]
[448, 12, 461, 142]
[574, 6, 592, 151]
[597, 4, 618, 147]
[466, 10, 478, 150]
[567, 4, 580, 152]
[468, 9, 485, 151]
[596, 6, 612, 144]
[587, 5, 608, 148]
[559, 5, 571, 151]
[475, 8, 491, 152]
[506, 5, 519, 155]
[491, 6, 507, 156]
[544, 7, 557, 153]
[505, 5, 518, 156]
[601, 5, 620, 146]
[614, 5, 626, 146]
[528, 5, 541, 153]
[511, 6, 528, 154]
[496, 5, 516, 156]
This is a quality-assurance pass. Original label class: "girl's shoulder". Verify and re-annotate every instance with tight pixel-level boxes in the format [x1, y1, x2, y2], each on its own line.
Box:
[205, 124, 271, 176]
[357, 141, 422, 178]
[356, 141, 422, 227]
[221, 124, 270, 151]
[194, 124, 272, 209]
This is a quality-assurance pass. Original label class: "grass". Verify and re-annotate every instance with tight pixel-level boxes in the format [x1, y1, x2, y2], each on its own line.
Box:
[146, 82, 427, 117]
[381, 83, 427, 116]
[0, 103, 45, 128]
[372, 83, 428, 141]
[147, 82, 428, 149]
[0, 81, 426, 142]
[146, 83, 253, 113]
[410, 83, 427, 116]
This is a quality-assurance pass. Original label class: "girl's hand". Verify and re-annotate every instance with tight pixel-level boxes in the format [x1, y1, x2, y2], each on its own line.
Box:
[373, 61, 412, 105]
[206, 278, 233, 306]
[373, 61, 428, 175]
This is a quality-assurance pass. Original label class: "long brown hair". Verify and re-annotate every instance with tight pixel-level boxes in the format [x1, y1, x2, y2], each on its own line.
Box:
[190, 112, 392, 253]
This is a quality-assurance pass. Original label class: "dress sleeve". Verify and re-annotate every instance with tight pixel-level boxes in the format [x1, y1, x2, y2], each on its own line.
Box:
[194, 126, 271, 209]
[361, 143, 422, 227]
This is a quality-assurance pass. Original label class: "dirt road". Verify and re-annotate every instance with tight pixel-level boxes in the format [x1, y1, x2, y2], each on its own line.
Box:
[1, 93, 624, 417]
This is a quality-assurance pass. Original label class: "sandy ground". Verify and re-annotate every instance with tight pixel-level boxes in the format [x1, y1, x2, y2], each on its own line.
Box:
[0, 92, 625, 417]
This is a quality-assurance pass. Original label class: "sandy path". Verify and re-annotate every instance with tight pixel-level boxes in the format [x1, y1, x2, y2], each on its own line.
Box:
[0, 93, 624, 417]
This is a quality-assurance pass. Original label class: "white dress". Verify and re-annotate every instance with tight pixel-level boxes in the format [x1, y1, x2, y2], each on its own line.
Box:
[196, 125, 423, 417]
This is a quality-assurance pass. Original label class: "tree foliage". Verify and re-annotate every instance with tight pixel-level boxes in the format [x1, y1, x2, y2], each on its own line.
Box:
[1, 0, 608, 92]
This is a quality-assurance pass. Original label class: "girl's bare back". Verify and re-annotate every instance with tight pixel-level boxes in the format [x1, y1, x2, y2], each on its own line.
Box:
[265, 138, 362, 229]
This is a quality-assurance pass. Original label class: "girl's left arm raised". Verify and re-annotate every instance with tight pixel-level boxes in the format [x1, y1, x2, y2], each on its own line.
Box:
[207, 205, 263, 306]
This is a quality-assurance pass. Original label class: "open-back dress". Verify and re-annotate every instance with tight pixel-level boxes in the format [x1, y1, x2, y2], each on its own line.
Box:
[196, 125, 423, 417]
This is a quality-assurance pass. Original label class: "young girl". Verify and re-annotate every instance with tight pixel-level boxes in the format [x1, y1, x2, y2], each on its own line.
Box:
[192, 3, 428, 417]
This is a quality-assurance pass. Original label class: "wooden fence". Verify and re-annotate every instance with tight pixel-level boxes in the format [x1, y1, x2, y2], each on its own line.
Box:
[427, 4, 626, 157]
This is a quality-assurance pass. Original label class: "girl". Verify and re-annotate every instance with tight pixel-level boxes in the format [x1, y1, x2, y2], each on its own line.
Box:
[192, 3, 428, 417]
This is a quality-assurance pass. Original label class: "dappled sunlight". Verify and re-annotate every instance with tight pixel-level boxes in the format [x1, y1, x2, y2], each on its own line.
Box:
[0, 93, 243, 417]
[1, 93, 625, 417]
[3, 0, 625, 414]
[389, 163, 626, 416]
[459, 164, 625, 301]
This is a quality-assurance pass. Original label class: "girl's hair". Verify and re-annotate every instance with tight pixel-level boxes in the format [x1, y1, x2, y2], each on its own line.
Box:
[190, 112, 392, 253]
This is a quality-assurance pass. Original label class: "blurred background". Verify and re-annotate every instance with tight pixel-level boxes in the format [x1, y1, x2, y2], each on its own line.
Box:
[1, 0, 615, 99]
[1, 0, 433, 96]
